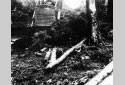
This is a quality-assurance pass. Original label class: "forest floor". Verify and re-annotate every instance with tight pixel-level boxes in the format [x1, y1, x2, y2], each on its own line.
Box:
[11, 20, 113, 85]
[11, 0, 113, 85]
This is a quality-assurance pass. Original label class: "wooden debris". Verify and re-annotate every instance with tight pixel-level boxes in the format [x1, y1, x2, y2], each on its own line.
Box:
[40, 47, 47, 52]
[85, 61, 113, 85]
[44, 48, 52, 60]
[46, 39, 85, 69]
[49, 48, 57, 63]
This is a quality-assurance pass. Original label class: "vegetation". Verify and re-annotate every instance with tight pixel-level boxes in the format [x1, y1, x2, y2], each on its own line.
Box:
[11, 0, 113, 85]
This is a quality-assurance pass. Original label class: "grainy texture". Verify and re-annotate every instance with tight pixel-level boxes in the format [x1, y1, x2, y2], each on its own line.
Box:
[11, 0, 113, 85]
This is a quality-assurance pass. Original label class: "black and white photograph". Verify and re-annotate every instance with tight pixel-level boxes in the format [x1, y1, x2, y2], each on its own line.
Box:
[11, 0, 113, 85]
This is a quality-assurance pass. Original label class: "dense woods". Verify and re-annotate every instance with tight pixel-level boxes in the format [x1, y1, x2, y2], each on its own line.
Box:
[11, 0, 113, 85]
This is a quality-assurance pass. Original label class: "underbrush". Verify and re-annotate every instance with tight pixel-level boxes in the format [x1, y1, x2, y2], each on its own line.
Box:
[11, 20, 113, 85]
[11, 3, 113, 84]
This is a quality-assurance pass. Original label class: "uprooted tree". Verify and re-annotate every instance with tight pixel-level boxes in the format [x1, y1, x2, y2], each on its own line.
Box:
[11, 0, 113, 85]
[44, 0, 112, 69]
[12, 0, 112, 69]
[44, 0, 98, 68]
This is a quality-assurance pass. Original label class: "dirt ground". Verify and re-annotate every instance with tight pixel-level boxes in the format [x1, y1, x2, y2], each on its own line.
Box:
[11, 1, 113, 85]
[11, 21, 113, 85]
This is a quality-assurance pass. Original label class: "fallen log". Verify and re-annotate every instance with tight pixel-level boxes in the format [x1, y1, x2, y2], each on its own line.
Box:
[98, 73, 113, 85]
[85, 61, 113, 85]
[46, 39, 86, 69]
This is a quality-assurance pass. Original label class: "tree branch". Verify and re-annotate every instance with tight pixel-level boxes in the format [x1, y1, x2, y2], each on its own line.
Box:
[46, 39, 86, 69]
